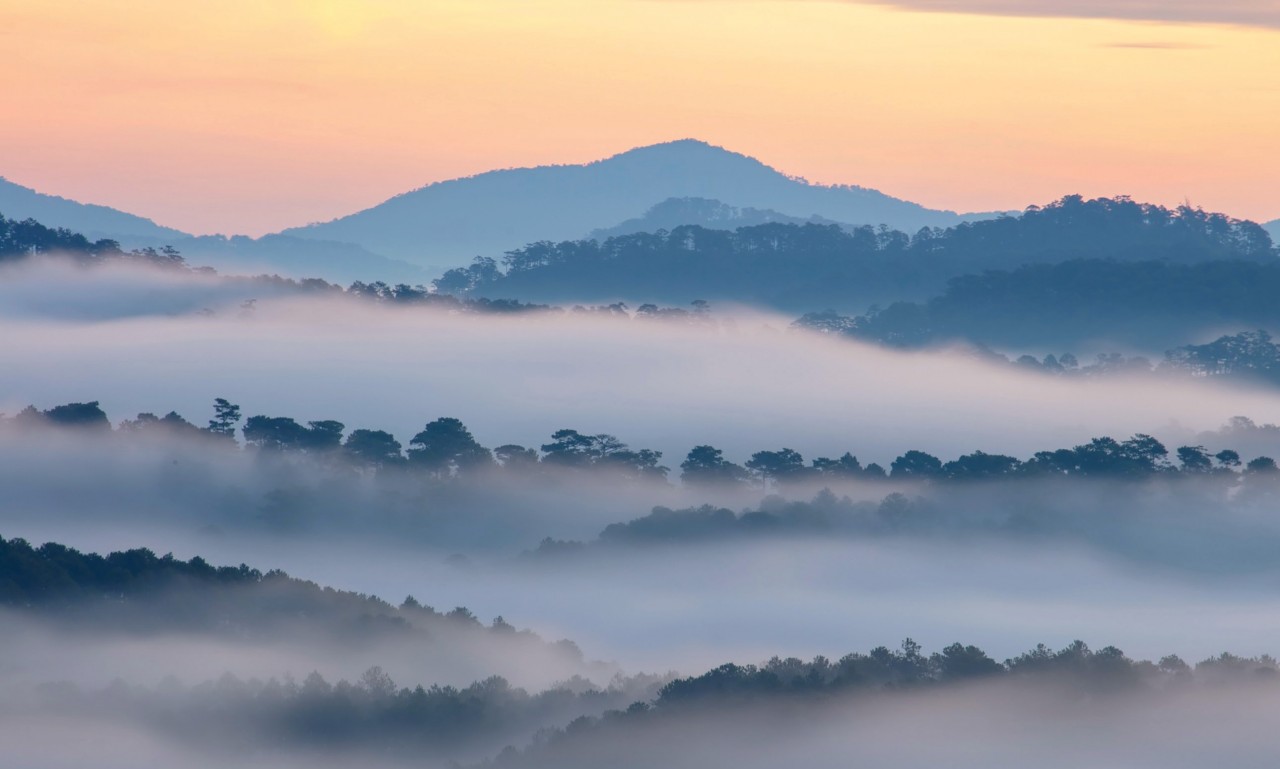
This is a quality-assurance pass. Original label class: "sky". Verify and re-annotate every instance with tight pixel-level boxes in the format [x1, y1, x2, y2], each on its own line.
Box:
[1, 0, 1277, 236]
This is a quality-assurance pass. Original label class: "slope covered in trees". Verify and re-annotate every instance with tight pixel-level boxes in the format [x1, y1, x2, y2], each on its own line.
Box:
[0, 211, 166, 264]
[0, 532, 566, 649]
[798, 261, 1280, 349]
[435, 196, 1275, 311]
[6, 536, 1279, 768]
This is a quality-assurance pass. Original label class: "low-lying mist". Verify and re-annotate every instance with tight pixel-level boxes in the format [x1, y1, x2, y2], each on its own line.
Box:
[7, 260, 1280, 767]
[7, 640, 1280, 769]
[4, 423, 1280, 676]
[493, 677, 1280, 769]
[1, 260, 1278, 465]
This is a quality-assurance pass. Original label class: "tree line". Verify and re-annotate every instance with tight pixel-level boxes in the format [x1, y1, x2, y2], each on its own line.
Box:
[491, 639, 1279, 768]
[7, 399, 1278, 488]
[0, 533, 571, 655]
[0, 211, 192, 268]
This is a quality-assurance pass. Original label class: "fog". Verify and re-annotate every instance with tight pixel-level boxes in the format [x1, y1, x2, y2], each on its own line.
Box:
[0, 608, 610, 693]
[0, 258, 294, 321]
[1, 260, 1278, 465]
[12, 479, 1280, 678]
[497, 679, 1280, 769]
[186, 537, 1280, 674]
[6, 261, 1280, 767]
[7, 661, 1280, 768]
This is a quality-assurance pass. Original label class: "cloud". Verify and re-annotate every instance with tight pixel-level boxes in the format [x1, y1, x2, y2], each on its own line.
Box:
[1100, 41, 1212, 49]
[858, 0, 1280, 30]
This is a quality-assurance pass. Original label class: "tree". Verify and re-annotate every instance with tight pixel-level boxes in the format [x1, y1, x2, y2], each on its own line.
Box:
[540, 429, 598, 467]
[539, 429, 653, 472]
[42, 401, 110, 430]
[811, 453, 863, 478]
[242, 416, 310, 450]
[408, 418, 492, 477]
[207, 398, 242, 438]
[680, 445, 749, 487]
[599, 448, 670, 481]
[941, 451, 1021, 481]
[1071, 434, 1169, 477]
[302, 420, 345, 452]
[932, 643, 1002, 681]
[1176, 445, 1213, 473]
[746, 449, 806, 487]
[343, 429, 403, 468]
[494, 444, 539, 469]
[1246, 456, 1279, 475]
[889, 450, 943, 480]
[1215, 449, 1241, 469]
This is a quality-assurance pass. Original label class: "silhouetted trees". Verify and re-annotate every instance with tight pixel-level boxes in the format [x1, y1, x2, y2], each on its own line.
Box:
[243, 415, 345, 452]
[7, 399, 1280, 497]
[680, 445, 750, 487]
[408, 417, 493, 477]
[498, 636, 1280, 768]
[207, 397, 242, 437]
[430, 197, 1276, 317]
[539, 429, 668, 480]
[40, 401, 111, 429]
[344, 429, 405, 469]
[797, 266, 1280, 352]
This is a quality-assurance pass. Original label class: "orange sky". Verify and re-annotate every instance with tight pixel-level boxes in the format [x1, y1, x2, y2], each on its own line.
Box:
[1, 0, 1277, 235]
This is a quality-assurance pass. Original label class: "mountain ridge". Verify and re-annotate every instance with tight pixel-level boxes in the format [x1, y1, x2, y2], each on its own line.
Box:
[0, 176, 187, 245]
[279, 139, 1000, 270]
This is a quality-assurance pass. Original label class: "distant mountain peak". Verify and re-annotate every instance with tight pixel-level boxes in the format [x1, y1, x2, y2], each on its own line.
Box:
[279, 140, 985, 268]
[595, 138, 779, 174]
[605, 138, 731, 158]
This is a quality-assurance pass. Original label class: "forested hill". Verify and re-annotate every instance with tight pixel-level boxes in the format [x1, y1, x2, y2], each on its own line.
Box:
[0, 210, 193, 269]
[433, 196, 1275, 311]
[0, 211, 133, 261]
[798, 262, 1280, 350]
[0, 534, 543, 646]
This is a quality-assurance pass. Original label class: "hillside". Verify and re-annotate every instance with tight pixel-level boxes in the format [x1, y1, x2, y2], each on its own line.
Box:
[0, 176, 187, 246]
[280, 139, 989, 270]
[435, 196, 1276, 312]
[588, 197, 851, 240]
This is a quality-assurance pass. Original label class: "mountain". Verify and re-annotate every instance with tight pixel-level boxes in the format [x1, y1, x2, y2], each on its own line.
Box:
[1266, 219, 1280, 242]
[172, 234, 430, 284]
[587, 197, 851, 240]
[0, 175, 187, 245]
[280, 139, 992, 270]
